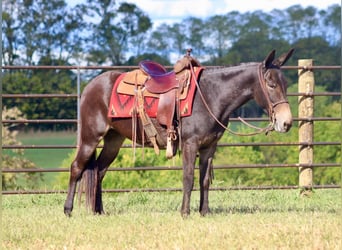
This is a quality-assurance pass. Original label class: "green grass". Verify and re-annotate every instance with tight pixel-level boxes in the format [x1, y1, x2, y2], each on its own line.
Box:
[2, 189, 342, 249]
[4, 131, 77, 187]
[16, 131, 77, 169]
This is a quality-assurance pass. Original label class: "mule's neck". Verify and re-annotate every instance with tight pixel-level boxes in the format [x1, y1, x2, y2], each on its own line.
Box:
[199, 63, 259, 120]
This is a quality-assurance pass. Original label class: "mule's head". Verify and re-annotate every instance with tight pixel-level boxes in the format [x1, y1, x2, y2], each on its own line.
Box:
[255, 49, 294, 133]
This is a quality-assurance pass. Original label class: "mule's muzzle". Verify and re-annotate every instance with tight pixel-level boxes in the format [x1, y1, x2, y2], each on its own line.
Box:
[273, 103, 292, 133]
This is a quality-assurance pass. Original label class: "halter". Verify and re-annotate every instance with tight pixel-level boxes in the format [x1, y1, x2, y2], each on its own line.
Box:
[190, 63, 288, 136]
[257, 64, 289, 125]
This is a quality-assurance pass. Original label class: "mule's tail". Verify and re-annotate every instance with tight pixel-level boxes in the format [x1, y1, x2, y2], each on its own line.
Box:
[78, 151, 98, 213]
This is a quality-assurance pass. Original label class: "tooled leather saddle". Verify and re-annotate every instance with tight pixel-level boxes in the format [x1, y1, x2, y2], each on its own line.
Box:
[108, 49, 203, 158]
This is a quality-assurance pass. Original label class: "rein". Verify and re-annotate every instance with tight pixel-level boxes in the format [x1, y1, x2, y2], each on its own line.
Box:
[189, 63, 285, 136]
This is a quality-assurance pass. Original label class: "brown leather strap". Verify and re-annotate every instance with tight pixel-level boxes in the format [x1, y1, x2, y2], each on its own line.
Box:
[257, 64, 289, 122]
[137, 87, 160, 154]
[190, 63, 275, 136]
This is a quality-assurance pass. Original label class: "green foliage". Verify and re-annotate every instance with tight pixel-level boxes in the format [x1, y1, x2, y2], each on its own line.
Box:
[125, 53, 170, 66]
[56, 146, 183, 190]
[213, 126, 299, 186]
[2, 107, 44, 190]
[313, 100, 341, 184]
[103, 148, 183, 189]
[2, 62, 78, 130]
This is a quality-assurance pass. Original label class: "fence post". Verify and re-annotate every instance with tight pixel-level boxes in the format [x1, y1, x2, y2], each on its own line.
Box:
[298, 59, 314, 195]
[77, 67, 81, 146]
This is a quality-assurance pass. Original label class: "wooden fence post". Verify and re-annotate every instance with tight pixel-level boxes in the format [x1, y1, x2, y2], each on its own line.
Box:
[298, 59, 314, 195]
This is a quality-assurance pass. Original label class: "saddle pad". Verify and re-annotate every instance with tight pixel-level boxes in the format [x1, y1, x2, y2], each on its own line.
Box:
[108, 66, 203, 118]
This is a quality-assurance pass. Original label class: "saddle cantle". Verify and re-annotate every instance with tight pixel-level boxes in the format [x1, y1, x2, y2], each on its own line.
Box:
[139, 61, 178, 93]
[108, 50, 203, 158]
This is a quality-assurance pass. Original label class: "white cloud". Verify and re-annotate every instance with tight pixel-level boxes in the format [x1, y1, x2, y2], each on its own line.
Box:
[67, 0, 340, 27]
[120, 0, 340, 27]
[222, 0, 339, 13]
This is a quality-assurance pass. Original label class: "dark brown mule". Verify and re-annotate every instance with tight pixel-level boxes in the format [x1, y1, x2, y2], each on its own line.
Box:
[64, 49, 294, 217]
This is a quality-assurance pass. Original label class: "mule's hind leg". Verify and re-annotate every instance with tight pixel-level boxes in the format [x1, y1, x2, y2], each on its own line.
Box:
[199, 144, 217, 216]
[64, 140, 99, 216]
[93, 129, 125, 214]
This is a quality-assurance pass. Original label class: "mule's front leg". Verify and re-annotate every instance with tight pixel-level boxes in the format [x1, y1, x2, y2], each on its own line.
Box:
[181, 142, 197, 217]
[94, 167, 110, 214]
[199, 157, 213, 216]
[95, 179, 104, 214]
[199, 146, 216, 216]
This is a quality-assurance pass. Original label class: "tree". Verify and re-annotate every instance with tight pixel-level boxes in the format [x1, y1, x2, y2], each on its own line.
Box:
[118, 3, 152, 56]
[204, 14, 233, 63]
[126, 53, 171, 66]
[81, 0, 152, 65]
[166, 23, 188, 57]
[22, 0, 84, 64]
[183, 17, 206, 59]
[2, 58, 78, 131]
[2, 0, 86, 65]
[292, 36, 340, 92]
[146, 24, 172, 59]
[2, 0, 20, 65]
[322, 4, 341, 47]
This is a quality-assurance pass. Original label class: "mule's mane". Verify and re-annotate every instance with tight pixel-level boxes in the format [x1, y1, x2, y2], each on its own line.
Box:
[205, 62, 259, 74]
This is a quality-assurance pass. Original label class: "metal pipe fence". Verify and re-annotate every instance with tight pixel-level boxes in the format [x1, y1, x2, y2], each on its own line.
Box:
[2, 64, 341, 194]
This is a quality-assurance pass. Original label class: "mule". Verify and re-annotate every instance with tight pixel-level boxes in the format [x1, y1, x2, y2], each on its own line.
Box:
[64, 49, 294, 217]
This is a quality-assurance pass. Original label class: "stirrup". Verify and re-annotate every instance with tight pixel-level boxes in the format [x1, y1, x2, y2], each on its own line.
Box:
[165, 129, 177, 159]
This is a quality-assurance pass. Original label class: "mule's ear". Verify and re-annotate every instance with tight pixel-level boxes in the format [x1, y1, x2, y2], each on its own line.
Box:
[263, 50, 276, 68]
[273, 48, 295, 67]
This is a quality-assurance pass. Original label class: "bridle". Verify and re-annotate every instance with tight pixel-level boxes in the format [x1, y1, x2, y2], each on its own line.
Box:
[190, 63, 288, 136]
[257, 64, 289, 125]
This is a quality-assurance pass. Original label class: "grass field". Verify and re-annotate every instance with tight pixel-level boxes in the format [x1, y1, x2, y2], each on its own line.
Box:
[16, 131, 77, 169]
[2, 189, 341, 249]
[6, 131, 77, 186]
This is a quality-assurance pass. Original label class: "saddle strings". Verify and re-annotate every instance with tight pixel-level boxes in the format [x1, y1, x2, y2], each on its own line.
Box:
[189, 63, 274, 136]
[132, 74, 139, 164]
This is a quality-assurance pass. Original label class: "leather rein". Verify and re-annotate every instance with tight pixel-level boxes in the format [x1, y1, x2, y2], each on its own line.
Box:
[189, 63, 288, 136]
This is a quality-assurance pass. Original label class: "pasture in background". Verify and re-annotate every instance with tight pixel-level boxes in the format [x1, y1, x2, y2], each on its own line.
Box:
[16, 131, 77, 187]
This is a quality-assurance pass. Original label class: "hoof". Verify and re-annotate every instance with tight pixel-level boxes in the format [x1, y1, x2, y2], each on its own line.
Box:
[200, 208, 210, 217]
[94, 210, 105, 215]
[181, 210, 190, 219]
[64, 207, 72, 217]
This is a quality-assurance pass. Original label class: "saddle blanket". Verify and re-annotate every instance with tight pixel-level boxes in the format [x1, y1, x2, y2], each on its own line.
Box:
[108, 67, 203, 118]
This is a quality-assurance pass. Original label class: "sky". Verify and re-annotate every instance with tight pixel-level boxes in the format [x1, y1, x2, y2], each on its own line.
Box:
[68, 0, 340, 27]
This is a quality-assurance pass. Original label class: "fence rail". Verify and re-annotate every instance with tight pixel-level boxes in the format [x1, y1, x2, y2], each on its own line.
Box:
[2, 117, 341, 125]
[2, 63, 341, 194]
[2, 141, 341, 149]
[2, 65, 341, 70]
[3, 163, 340, 174]
[2, 184, 340, 196]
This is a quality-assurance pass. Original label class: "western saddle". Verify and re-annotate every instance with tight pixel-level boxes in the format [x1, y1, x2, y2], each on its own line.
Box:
[118, 49, 201, 158]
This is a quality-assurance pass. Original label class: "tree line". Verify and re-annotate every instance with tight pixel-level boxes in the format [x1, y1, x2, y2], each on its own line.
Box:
[2, 0, 341, 130]
[3, 1, 340, 66]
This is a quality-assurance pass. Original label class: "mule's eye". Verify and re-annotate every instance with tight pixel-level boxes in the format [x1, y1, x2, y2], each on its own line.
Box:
[266, 75, 277, 88]
[267, 80, 276, 88]
[265, 71, 277, 89]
